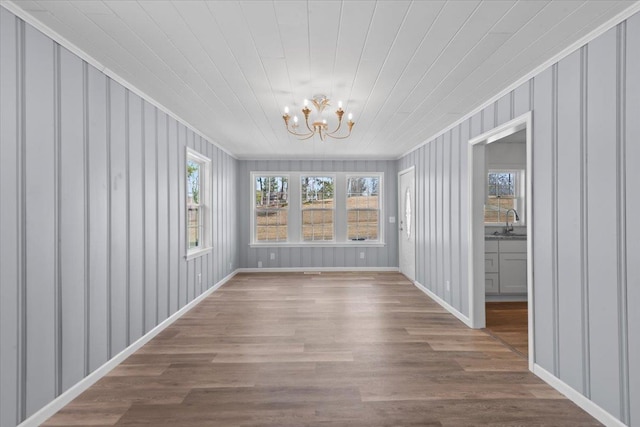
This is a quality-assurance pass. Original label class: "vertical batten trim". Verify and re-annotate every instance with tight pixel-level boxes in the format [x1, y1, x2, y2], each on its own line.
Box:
[510, 90, 515, 120]
[176, 126, 180, 301]
[154, 108, 159, 325]
[16, 17, 27, 423]
[493, 102, 498, 128]
[458, 124, 463, 309]
[82, 61, 90, 377]
[616, 22, 630, 425]
[105, 78, 112, 358]
[529, 79, 534, 111]
[53, 42, 62, 397]
[124, 90, 130, 346]
[448, 130, 453, 304]
[166, 118, 171, 315]
[580, 44, 591, 399]
[140, 101, 146, 333]
[551, 63, 560, 377]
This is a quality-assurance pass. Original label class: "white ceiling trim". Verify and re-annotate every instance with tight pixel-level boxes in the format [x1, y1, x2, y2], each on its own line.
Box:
[398, 0, 640, 160]
[0, 0, 238, 160]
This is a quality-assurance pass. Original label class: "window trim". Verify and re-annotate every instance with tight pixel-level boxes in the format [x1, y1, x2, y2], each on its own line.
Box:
[484, 168, 525, 225]
[346, 173, 384, 243]
[250, 171, 384, 247]
[185, 148, 212, 260]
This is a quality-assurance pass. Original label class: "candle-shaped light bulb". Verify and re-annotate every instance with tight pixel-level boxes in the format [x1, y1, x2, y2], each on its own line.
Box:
[303, 99, 308, 107]
[293, 115, 298, 123]
[284, 106, 289, 114]
[322, 119, 327, 124]
[348, 113, 353, 121]
[338, 101, 343, 109]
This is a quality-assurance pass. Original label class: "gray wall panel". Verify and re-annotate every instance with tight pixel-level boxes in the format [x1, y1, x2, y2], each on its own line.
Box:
[514, 80, 531, 117]
[156, 113, 169, 320]
[450, 128, 461, 308]
[496, 92, 512, 125]
[143, 103, 157, 332]
[127, 92, 144, 343]
[108, 81, 127, 356]
[168, 118, 179, 314]
[586, 27, 622, 418]
[87, 66, 109, 371]
[556, 50, 584, 393]
[240, 160, 397, 269]
[24, 25, 56, 415]
[0, 8, 240, 423]
[59, 46, 86, 391]
[0, 9, 19, 427]
[532, 66, 555, 371]
[626, 12, 640, 426]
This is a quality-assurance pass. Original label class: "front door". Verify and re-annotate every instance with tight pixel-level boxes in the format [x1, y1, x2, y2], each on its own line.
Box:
[398, 168, 415, 281]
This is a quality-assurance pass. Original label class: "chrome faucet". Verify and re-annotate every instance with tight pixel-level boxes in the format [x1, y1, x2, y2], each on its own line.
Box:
[505, 208, 520, 234]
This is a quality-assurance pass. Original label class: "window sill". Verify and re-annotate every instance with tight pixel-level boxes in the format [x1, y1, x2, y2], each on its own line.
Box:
[249, 242, 385, 248]
[185, 247, 212, 261]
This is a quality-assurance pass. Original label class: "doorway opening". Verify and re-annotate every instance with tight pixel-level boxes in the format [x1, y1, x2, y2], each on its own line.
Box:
[467, 112, 534, 370]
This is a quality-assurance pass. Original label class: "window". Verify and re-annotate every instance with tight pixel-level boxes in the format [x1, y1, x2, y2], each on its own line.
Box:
[485, 170, 524, 224]
[301, 176, 334, 241]
[186, 148, 211, 257]
[347, 176, 381, 241]
[255, 175, 289, 242]
[251, 171, 384, 246]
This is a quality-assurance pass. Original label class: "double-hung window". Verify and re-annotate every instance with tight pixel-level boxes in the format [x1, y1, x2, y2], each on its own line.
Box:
[186, 148, 211, 258]
[347, 175, 381, 241]
[254, 175, 289, 242]
[485, 169, 525, 224]
[301, 176, 334, 241]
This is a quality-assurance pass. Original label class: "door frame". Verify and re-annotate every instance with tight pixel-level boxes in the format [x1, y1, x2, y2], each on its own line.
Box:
[398, 166, 416, 281]
[467, 111, 534, 371]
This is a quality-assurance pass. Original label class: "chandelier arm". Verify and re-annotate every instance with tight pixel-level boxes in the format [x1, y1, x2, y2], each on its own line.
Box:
[325, 120, 343, 136]
[324, 130, 353, 140]
[285, 126, 314, 139]
[304, 115, 315, 134]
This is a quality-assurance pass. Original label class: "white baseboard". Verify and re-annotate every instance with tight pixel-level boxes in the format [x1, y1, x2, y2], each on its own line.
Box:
[413, 280, 473, 328]
[18, 270, 239, 427]
[236, 267, 400, 273]
[533, 364, 627, 427]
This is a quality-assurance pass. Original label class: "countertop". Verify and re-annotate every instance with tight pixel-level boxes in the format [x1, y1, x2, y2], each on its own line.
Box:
[485, 234, 527, 241]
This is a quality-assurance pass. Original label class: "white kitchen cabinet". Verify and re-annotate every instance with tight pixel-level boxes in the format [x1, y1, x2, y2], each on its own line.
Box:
[499, 252, 527, 293]
[485, 239, 527, 296]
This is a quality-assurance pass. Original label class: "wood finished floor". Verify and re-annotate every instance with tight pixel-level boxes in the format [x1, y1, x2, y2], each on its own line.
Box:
[43, 272, 599, 426]
[484, 302, 529, 358]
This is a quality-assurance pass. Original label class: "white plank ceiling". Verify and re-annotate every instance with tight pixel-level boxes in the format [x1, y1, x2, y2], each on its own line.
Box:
[8, 0, 637, 159]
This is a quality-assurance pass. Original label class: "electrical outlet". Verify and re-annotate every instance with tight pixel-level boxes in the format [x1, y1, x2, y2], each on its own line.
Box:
[228, 262, 232, 270]
[389, 216, 396, 223]
[258, 261, 262, 268]
[445, 280, 450, 292]
[270, 252, 275, 260]
[360, 252, 365, 259]
[198, 273, 202, 285]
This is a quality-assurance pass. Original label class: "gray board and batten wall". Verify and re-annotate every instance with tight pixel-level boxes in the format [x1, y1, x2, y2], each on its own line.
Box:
[0, 8, 239, 426]
[398, 12, 640, 427]
[238, 159, 398, 270]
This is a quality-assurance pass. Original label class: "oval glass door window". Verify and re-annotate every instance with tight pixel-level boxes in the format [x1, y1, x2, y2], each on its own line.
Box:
[405, 187, 411, 238]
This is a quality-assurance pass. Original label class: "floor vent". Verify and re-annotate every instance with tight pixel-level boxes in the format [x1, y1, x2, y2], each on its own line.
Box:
[303, 271, 322, 275]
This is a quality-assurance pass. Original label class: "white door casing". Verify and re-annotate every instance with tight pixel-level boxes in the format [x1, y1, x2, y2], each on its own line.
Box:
[398, 167, 416, 281]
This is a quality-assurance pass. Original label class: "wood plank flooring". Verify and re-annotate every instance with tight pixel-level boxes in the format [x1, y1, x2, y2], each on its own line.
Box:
[43, 272, 599, 426]
[485, 302, 529, 358]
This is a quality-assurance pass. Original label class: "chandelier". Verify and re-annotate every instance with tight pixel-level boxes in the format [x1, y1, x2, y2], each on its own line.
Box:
[282, 94, 355, 141]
